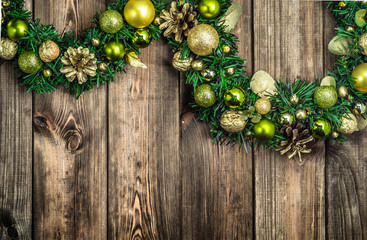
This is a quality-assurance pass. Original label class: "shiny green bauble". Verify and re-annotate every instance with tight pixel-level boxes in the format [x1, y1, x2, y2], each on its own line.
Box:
[18, 51, 42, 74]
[124, 0, 155, 28]
[194, 84, 216, 108]
[103, 40, 125, 62]
[279, 113, 294, 126]
[314, 86, 338, 109]
[99, 10, 123, 34]
[223, 86, 246, 109]
[351, 63, 367, 92]
[43, 69, 52, 78]
[312, 118, 332, 138]
[201, 68, 216, 81]
[198, 0, 221, 19]
[132, 28, 152, 48]
[7, 18, 29, 41]
[254, 119, 276, 142]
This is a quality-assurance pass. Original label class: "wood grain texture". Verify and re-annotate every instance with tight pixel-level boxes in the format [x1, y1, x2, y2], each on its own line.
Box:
[32, 0, 107, 239]
[253, 1, 326, 239]
[108, 41, 181, 239]
[180, 1, 253, 239]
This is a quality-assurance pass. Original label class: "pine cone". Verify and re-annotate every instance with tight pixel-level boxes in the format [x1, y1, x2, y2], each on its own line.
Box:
[275, 123, 314, 163]
[60, 47, 97, 85]
[160, 2, 198, 43]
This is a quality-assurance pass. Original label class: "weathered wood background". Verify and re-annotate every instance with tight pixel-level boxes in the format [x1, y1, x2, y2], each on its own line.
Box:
[1, 0, 366, 239]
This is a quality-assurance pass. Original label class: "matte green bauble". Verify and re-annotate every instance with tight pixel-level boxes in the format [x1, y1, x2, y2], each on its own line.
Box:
[254, 119, 276, 142]
[99, 10, 123, 34]
[187, 24, 219, 56]
[124, 0, 155, 28]
[132, 28, 152, 48]
[18, 51, 42, 74]
[312, 118, 332, 138]
[103, 40, 125, 62]
[198, 0, 221, 19]
[0, 37, 18, 60]
[314, 86, 338, 109]
[351, 63, 367, 92]
[224, 86, 246, 109]
[7, 18, 29, 41]
[194, 84, 216, 108]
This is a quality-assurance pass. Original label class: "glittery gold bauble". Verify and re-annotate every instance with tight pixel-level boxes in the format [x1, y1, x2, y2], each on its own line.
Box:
[124, 0, 155, 28]
[91, 38, 101, 47]
[195, 84, 216, 108]
[132, 28, 152, 48]
[99, 10, 123, 34]
[255, 98, 271, 115]
[295, 109, 307, 120]
[98, 63, 108, 72]
[290, 94, 299, 105]
[191, 59, 204, 71]
[279, 113, 294, 126]
[224, 86, 246, 109]
[103, 40, 125, 62]
[172, 51, 193, 72]
[312, 118, 331, 138]
[226, 67, 235, 76]
[331, 132, 339, 139]
[2, 0, 11, 7]
[346, 26, 354, 33]
[351, 63, 367, 92]
[18, 51, 42, 74]
[187, 24, 219, 56]
[339, 113, 358, 134]
[201, 68, 216, 81]
[220, 110, 246, 133]
[338, 86, 348, 97]
[254, 119, 276, 142]
[198, 0, 221, 19]
[0, 37, 18, 60]
[314, 86, 338, 109]
[39, 40, 60, 62]
[43, 69, 52, 78]
[223, 45, 231, 53]
[7, 18, 29, 41]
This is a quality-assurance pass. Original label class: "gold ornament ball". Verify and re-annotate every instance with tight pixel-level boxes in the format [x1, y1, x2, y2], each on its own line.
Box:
[7, 18, 29, 41]
[338, 86, 348, 98]
[224, 86, 246, 109]
[103, 40, 125, 62]
[226, 67, 235, 76]
[338, 1, 347, 9]
[99, 10, 123, 34]
[351, 63, 367, 92]
[220, 111, 246, 133]
[339, 113, 358, 134]
[191, 59, 204, 71]
[279, 113, 294, 126]
[153, 16, 161, 26]
[124, 0, 155, 28]
[2, 0, 11, 7]
[295, 109, 307, 121]
[201, 68, 216, 81]
[198, 0, 221, 19]
[91, 38, 101, 47]
[255, 98, 271, 115]
[0, 37, 18, 60]
[18, 51, 42, 74]
[254, 119, 276, 142]
[346, 26, 354, 33]
[39, 40, 60, 63]
[98, 63, 108, 72]
[132, 28, 152, 48]
[172, 51, 193, 72]
[187, 24, 219, 56]
[312, 118, 331, 138]
[331, 132, 339, 139]
[43, 69, 52, 78]
[290, 94, 299, 105]
[354, 102, 367, 115]
[223, 45, 231, 53]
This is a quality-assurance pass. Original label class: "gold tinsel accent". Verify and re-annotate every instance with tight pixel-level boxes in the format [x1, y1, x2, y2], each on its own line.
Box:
[275, 123, 314, 163]
[60, 47, 97, 84]
[159, 2, 198, 43]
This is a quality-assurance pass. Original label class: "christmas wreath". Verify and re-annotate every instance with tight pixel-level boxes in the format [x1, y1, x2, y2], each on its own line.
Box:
[1, 0, 366, 162]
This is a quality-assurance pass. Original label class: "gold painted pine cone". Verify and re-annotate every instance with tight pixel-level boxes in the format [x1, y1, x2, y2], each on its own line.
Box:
[60, 47, 97, 85]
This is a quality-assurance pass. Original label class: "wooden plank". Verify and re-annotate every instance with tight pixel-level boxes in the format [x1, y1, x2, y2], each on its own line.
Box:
[0, 0, 33, 239]
[253, 1, 326, 239]
[32, 0, 107, 239]
[180, 0, 253, 239]
[107, 40, 181, 238]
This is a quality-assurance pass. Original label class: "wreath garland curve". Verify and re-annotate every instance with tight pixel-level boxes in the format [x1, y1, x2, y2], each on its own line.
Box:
[0, 0, 365, 162]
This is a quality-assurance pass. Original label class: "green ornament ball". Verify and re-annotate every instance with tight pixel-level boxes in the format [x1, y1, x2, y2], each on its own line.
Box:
[224, 86, 246, 109]
[314, 86, 338, 109]
[99, 10, 123, 34]
[18, 51, 42, 74]
[198, 0, 221, 19]
[312, 118, 332, 138]
[254, 119, 276, 142]
[7, 18, 29, 41]
[103, 40, 125, 62]
[132, 28, 152, 48]
[194, 84, 216, 108]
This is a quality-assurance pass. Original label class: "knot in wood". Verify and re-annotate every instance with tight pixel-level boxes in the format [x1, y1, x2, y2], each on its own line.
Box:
[64, 129, 83, 153]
